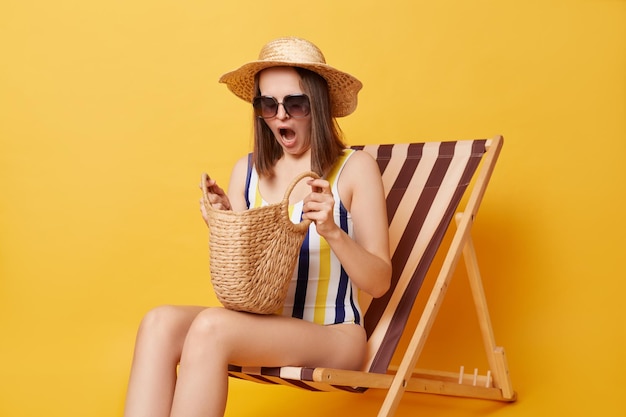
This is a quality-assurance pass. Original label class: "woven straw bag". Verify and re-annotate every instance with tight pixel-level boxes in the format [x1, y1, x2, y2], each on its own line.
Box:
[202, 171, 320, 314]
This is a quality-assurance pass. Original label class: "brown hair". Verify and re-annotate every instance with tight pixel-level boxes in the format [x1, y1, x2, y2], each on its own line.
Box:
[252, 67, 346, 178]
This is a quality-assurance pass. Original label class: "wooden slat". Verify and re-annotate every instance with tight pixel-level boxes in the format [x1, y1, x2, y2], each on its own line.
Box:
[312, 367, 394, 389]
[405, 377, 513, 401]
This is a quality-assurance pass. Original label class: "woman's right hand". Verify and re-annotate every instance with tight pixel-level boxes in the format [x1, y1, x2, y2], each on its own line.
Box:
[200, 174, 232, 224]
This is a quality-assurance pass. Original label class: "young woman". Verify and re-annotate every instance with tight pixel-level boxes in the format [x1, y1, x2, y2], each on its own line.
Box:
[124, 37, 391, 417]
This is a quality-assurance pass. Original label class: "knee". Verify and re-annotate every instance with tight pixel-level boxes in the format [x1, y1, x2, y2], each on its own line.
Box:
[136, 305, 186, 341]
[184, 308, 235, 353]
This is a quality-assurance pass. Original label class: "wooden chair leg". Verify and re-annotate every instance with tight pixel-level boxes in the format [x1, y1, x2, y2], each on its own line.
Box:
[456, 213, 515, 400]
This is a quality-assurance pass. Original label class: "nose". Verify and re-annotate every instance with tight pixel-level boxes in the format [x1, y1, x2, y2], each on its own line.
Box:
[275, 103, 290, 120]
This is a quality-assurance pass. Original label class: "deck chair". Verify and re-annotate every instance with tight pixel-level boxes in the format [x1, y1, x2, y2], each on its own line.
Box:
[228, 135, 516, 416]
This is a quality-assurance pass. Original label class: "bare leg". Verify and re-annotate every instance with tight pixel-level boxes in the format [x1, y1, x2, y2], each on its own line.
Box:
[169, 308, 367, 417]
[123, 305, 207, 417]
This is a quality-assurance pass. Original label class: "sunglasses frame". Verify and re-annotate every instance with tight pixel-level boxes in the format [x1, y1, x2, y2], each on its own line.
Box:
[252, 94, 311, 119]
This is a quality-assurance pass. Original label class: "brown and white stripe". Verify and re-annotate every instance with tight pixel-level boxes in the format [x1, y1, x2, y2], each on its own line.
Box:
[228, 138, 492, 392]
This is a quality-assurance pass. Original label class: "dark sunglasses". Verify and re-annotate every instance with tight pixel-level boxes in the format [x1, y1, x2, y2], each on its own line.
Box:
[252, 94, 311, 119]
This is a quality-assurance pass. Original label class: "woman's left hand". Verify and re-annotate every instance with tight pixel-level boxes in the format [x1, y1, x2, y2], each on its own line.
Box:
[302, 178, 338, 238]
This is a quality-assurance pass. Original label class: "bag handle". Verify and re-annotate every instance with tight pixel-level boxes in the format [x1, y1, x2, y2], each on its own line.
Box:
[281, 171, 321, 202]
[201, 170, 321, 233]
[200, 173, 217, 213]
[281, 171, 321, 233]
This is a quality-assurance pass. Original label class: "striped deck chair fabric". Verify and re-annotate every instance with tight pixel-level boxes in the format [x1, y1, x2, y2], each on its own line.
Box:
[228, 135, 515, 416]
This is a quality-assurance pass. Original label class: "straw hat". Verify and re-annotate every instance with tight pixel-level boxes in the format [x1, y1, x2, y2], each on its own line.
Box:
[219, 37, 362, 117]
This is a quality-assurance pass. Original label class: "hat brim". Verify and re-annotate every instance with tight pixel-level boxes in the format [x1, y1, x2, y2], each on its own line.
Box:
[219, 61, 362, 118]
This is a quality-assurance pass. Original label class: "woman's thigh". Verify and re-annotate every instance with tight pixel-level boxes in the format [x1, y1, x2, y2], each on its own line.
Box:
[187, 308, 367, 371]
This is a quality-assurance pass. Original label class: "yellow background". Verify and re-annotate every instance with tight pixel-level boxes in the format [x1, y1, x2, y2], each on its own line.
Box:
[1, 0, 625, 416]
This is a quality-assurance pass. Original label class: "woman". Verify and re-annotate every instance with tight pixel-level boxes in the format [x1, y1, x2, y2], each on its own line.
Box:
[124, 37, 391, 417]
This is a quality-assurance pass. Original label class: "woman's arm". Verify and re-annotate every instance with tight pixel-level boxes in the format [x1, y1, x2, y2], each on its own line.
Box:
[303, 151, 391, 298]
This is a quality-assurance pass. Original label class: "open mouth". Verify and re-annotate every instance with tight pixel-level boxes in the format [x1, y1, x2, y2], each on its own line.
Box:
[279, 128, 296, 141]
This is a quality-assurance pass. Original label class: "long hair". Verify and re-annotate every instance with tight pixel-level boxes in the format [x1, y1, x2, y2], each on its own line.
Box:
[252, 67, 346, 178]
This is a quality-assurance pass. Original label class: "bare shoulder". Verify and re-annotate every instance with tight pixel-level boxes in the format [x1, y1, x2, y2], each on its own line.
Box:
[231, 155, 249, 178]
[341, 149, 381, 184]
[338, 149, 383, 211]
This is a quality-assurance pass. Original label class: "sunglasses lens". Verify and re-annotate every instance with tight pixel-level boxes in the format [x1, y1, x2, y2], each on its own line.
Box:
[253, 96, 279, 119]
[252, 95, 311, 119]
[283, 95, 310, 118]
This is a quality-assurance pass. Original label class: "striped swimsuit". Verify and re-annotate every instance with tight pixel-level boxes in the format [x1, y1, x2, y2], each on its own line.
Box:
[244, 150, 362, 326]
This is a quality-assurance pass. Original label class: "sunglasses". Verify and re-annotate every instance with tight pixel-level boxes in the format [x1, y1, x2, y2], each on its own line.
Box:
[252, 94, 311, 119]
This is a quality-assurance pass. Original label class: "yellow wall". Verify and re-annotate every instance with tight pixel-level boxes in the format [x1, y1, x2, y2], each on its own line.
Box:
[1, 1, 624, 416]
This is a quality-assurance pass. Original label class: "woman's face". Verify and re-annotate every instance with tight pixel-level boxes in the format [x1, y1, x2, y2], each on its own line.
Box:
[258, 67, 312, 157]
